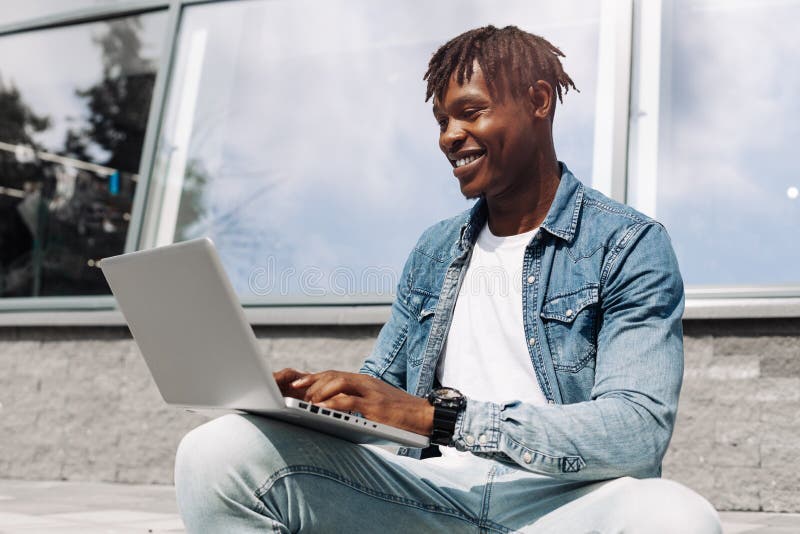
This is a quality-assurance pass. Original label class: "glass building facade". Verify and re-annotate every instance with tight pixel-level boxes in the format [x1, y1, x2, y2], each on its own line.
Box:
[0, 11, 167, 297]
[648, 0, 800, 287]
[0, 0, 798, 313]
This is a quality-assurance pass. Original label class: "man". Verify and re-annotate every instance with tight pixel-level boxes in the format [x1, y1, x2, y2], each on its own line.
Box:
[175, 26, 722, 533]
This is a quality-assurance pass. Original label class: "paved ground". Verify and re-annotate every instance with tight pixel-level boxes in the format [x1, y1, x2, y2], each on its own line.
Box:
[0, 479, 798, 533]
[0, 480, 181, 533]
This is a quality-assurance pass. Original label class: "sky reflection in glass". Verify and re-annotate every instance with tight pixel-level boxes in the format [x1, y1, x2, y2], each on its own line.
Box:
[656, 0, 800, 287]
[154, 0, 600, 300]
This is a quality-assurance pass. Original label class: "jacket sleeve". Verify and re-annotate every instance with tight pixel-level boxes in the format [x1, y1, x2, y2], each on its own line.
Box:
[450, 223, 685, 480]
[358, 247, 415, 390]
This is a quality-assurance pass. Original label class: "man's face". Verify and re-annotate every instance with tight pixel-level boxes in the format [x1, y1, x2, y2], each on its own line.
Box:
[432, 63, 542, 200]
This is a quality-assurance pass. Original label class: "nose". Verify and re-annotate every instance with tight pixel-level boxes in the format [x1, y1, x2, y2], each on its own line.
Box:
[440, 120, 466, 154]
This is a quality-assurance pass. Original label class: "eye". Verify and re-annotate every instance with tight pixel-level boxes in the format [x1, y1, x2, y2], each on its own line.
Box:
[437, 117, 449, 132]
[463, 108, 481, 120]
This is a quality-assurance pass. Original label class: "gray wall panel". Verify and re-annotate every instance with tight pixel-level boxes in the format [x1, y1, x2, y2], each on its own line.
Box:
[1, 320, 798, 511]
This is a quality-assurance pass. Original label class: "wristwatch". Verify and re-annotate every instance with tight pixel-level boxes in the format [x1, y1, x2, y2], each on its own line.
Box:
[427, 387, 466, 446]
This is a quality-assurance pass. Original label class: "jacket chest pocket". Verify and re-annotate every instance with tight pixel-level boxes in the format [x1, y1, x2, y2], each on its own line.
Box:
[540, 285, 600, 373]
[407, 290, 438, 367]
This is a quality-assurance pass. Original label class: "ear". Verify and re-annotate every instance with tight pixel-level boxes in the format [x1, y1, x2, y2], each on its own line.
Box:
[527, 80, 554, 120]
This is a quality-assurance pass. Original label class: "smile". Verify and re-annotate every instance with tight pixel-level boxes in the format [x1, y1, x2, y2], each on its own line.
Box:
[449, 150, 486, 170]
[455, 154, 482, 168]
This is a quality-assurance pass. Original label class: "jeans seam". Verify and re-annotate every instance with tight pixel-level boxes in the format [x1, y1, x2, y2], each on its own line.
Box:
[475, 466, 514, 534]
[228, 488, 278, 531]
[246, 489, 271, 518]
[479, 465, 496, 527]
[255, 465, 482, 527]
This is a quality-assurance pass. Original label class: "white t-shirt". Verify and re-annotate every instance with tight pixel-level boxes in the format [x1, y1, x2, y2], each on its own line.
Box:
[434, 221, 548, 459]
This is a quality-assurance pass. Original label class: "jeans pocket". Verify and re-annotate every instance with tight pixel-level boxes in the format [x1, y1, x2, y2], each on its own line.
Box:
[540, 285, 599, 373]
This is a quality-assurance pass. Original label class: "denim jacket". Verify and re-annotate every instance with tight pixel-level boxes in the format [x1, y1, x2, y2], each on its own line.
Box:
[360, 163, 684, 481]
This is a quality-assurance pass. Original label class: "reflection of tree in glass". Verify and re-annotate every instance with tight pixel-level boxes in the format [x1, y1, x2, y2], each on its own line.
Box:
[175, 158, 209, 242]
[0, 76, 52, 296]
[67, 17, 155, 174]
[175, 159, 285, 295]
[0, 77, 50, 146]
[0, 16, 159, 297]
[30, 16, 160, 296]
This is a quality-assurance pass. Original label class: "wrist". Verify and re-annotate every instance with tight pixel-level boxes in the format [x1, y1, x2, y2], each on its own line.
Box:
[420, 400, 435, 436]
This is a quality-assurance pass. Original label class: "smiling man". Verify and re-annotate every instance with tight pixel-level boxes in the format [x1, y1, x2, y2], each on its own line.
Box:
[175, 26, 722, 533]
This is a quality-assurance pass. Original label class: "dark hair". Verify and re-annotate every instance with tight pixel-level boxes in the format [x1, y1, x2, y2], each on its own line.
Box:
[423, 25, 577, 112]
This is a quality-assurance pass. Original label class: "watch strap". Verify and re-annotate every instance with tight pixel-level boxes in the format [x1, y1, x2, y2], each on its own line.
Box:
[431, 403, 460, 446]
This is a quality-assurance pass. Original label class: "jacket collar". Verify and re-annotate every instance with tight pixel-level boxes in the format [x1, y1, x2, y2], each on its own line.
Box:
[458, 162, 584, 250]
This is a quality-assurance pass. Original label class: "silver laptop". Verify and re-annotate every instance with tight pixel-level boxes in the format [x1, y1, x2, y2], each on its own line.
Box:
[99, 238, 429, 448]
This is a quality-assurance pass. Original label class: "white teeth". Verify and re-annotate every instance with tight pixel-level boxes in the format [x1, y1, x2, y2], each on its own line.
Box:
[455, 154, 482, 168]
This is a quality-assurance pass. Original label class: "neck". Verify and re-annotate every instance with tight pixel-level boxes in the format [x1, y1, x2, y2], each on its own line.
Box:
[485, 155, 560, 237]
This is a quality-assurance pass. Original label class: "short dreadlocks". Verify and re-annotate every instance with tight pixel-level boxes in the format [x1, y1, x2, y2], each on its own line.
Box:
[423, 25, 577, 115]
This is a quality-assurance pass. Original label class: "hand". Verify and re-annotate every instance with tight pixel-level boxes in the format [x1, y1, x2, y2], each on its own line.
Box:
[292, 370, 434, 436]
[273, 368, 310, 399]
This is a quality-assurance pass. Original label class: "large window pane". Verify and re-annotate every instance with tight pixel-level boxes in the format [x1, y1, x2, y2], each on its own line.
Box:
[655, 0, 800, 287]
[148, 0, 600, 301]
[0, 12, 167, 297]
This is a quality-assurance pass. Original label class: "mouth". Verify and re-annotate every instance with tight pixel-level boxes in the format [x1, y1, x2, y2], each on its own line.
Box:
[449, 149, 486, 178]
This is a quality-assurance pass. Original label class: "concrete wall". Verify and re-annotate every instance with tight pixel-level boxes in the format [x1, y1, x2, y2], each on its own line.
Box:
[1, 319, 798, 512]
[0, 325, 377, 484]
[663, 319, 800, 513]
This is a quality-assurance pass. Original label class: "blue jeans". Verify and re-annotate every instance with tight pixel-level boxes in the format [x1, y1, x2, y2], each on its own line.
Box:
[175, 415, 721, 533]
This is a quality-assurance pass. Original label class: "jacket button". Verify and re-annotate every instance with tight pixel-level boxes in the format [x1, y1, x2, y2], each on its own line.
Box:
[565, 309, 573, 317]
[465, 435, 475, 446]
[527, 275, 535, 284]
[523, 452, 532, 464]
[528, 337, 536, 346]
[478, 434, 487, 445]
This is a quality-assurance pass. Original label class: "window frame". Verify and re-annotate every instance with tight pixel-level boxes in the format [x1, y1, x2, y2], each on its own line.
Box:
[0, 0, 797, 323]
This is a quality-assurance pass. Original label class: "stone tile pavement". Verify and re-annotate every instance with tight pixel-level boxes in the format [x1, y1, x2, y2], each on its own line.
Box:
[0, 480, 181, 533]
[0, 479, 798, 533]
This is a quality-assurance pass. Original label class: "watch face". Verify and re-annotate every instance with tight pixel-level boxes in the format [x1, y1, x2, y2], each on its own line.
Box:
[433, 387, 463, 400]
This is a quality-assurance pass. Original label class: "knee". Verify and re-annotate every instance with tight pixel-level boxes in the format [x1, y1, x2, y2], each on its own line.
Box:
[174, 414, 280, 494]
[622, 478, 721, 534]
